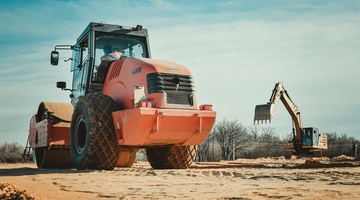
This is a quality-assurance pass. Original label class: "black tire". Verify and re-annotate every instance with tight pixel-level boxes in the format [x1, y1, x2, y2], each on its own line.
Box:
[146, 146, 196, 169]
[70, 93, 119, 170]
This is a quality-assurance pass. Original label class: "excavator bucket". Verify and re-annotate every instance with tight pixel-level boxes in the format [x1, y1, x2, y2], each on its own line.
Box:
[254, 103, 274, 124]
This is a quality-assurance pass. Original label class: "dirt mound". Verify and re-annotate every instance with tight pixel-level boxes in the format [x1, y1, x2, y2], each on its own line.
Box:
[311, 156, 330, 161]
[332, 155, 355, 161]
[257, 156, 287, 161]
[0, 182, 37, 200]
[198, 155, 360, 169]
[303, 160, 326, 168]
[299, 159, 358, 168]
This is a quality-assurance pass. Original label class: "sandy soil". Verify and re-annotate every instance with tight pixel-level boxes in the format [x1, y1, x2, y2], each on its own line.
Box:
[1, 156, 360, 200]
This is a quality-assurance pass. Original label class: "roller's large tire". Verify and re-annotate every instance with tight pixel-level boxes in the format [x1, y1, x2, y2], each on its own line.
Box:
[70, 93, 119, 170]
[146, 146, 196, 169]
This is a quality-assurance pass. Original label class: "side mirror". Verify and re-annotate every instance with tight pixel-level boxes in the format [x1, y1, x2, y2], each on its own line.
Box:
[56, 81, 66, 89]
[51, 51, 59, 65]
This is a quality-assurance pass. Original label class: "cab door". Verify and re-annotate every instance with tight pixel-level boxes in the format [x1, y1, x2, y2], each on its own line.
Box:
[71, 37, 90, 104]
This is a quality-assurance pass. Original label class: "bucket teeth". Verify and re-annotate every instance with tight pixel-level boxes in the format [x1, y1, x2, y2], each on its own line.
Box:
[254, 103, 273, 124]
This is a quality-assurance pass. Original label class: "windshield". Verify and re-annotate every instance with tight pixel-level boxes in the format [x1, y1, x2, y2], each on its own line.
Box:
[94, 33, 149, 66]
[91, 33, 149, 83]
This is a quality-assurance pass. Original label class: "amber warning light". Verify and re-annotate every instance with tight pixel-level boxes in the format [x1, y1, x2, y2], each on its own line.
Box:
[200, 104, 213, 111]
[138, 101, 153, 108]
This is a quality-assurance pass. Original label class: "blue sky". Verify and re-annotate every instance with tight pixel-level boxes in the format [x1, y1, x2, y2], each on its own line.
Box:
[0, 0, 359, 146]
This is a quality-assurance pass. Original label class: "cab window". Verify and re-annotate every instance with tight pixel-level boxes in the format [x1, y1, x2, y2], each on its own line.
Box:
[91, 33, 149, 83]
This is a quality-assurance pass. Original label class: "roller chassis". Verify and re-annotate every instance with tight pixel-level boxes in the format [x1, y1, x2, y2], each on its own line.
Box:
[28, 22, 216, 170]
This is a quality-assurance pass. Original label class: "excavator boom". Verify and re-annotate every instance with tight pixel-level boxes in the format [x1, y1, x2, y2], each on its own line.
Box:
[254, 82, 302, 141]
[254, 82, 289, 122]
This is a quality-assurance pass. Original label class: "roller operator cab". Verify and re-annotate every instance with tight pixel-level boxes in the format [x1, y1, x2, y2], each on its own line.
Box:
[28, 22, 216, 170]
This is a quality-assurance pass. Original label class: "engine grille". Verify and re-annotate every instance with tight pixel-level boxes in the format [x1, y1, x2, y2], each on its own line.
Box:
[147, 73, 194, 106]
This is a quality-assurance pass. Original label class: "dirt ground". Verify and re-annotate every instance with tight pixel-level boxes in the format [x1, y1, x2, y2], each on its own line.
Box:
[1, 155, 360, 200]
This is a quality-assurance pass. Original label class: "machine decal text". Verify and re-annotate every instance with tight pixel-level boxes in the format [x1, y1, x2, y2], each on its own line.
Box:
[132, 66, 142, 75]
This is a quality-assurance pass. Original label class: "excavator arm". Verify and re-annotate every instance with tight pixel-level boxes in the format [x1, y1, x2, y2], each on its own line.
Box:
[254, 82, 302, 141]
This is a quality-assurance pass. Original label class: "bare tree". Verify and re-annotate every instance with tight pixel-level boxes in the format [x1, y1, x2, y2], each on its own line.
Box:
[258, 126, 277, 142]
[0, 142, 24, 163]
[196, 134, 213, 162]
[197, 119, 360, 161]
[212, 119, 249, 160]
[323, 132, 359, 157]
[197, 131, 223, 162]
[247, 124, 261, 141]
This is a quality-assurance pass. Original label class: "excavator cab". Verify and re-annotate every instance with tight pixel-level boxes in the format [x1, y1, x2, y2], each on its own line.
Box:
[302, 127, 319, 146]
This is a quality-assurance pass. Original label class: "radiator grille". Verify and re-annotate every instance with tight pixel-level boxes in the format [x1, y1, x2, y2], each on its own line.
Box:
[147, 73, 194, 106]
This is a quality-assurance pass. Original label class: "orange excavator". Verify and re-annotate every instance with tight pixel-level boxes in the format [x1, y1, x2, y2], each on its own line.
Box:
[254, 82, 327, 158]
[27, 22, 216, 170]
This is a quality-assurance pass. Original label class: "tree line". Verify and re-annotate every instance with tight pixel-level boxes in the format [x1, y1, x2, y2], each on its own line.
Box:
[196, 119, 359, 162]
[0, 142, 25, 163]
[1, 118, 359, 163]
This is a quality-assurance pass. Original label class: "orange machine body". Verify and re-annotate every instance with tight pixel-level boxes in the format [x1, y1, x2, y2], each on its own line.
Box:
[28, 58, 215, 149]
[102, 57, 216, 147]
[27, 22, 216, 169]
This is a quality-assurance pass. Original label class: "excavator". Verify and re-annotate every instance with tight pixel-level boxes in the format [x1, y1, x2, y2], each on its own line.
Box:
[254, 82, 327, 158]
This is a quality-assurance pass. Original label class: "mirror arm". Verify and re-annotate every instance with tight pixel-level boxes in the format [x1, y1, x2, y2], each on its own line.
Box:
[61, 88, 73, 91]
[64, 58, 73, 62]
